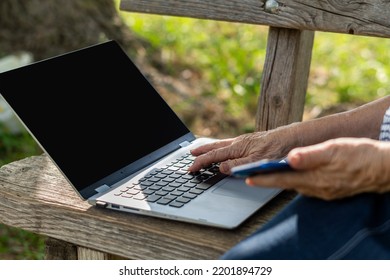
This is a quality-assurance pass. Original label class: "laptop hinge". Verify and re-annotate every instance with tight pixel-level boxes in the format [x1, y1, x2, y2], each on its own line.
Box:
[94, 184, 111, 194]
[179, 141, 191, 148]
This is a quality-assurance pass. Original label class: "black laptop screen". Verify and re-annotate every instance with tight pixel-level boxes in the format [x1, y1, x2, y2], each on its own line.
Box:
[0, 40, 192, 196]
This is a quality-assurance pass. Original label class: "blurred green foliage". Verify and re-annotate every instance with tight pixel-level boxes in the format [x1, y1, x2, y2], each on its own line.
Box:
[0, 124, 41, 166]
[0, 125, 43, 259]
[0, 224, 45, 260]
[121, 12, 390, 115]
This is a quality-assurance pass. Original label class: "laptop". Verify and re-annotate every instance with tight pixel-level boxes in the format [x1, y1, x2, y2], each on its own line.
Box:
[0, 40, 281, 229]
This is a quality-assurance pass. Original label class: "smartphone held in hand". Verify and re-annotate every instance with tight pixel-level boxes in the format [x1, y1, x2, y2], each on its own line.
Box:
[231, 159, 293, 178]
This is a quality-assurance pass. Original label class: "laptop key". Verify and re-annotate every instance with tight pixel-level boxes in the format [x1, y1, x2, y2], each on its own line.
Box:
[133, 193, 147, 200]
[182, 174, 195, 180]
[143, 189, 155, 195]
[169, 182, 182, 188]
[156, 181, 169, 187]
[149, 185, 163, 191]
[177, 186, 190, 192]
[189, 189, 203, 195]
[162, 186, 175, 192]
[203, 172, 227, 185]
[176, 197, 191, 204]
[146, 194, 162, 202]
[161, 170, 174, 175]
[169, 201, 185, 208]
[155, 190, 169, 196]
[165, 194, 177, 201]
[148, 177, 161, 183]
[195, 184, 212, 190]
[162, 177, 175, 183]
[197, 174, 211, 181]
[169, 173, 181, 179]
[140, 181, 154, 187]
[183, 182, 197, 188]
[171, 190, 184, 196]
[126, 189, 140, 195]
[175, 179, 188, 184]
[190, 178, 202, 184]
[157, 197, 174, 205]
[130, 153, 226, 208]
[182, 193, 197, 199]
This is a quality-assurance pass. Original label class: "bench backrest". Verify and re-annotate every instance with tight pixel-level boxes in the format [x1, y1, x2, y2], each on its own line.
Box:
[119, 0, 390, 131]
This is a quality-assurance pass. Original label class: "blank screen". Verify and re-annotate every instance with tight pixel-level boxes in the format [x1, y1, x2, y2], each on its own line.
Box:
[0, 41, 190, 193]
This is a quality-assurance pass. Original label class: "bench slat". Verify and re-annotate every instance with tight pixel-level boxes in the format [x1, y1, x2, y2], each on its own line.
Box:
[0, 154, 295, 259]
[120, 0, 390, 38]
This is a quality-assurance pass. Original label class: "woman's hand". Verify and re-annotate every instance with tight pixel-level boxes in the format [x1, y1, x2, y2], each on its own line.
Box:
[188, 125, 298, 174]
[246, 138, 390, 200]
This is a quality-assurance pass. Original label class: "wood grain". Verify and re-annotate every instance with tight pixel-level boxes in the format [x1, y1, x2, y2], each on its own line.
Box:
[0, 154, 295, 259]
[256, 28, 314, 130]
[119, 0, 390, 38]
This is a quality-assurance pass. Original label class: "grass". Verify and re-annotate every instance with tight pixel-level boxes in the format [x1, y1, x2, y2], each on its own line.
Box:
[0, 124, 43, 259]
[1, 7, 390, 259]
[0, 224, 45, 260]
[0, 124, 42, 167]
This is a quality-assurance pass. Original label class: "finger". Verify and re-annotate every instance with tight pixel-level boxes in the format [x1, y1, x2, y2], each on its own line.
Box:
[245, 170, 318, 192]
[287, 142, 334, 170]
[189, 144, 250, 173]
[190, 138, 234, 156]
[213, 156, 265, 174]
[246, 170, 339, 200]
[188, 146, 232, 172]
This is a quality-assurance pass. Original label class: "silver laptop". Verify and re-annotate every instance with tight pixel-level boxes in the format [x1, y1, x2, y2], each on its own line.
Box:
[0, 40, 281, 229]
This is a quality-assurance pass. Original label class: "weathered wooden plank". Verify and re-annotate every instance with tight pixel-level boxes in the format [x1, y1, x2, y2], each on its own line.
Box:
[256, 28, 314, 130]
[120, 0, 390, 38]
[45, 238, 125, 260]
[77, 247, 109, 260]
[0, 154, 295, 259]
[45, 238, 77, 260]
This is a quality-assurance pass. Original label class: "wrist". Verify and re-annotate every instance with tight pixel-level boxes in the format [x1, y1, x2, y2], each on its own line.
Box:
[271, 122, 303, 157]
[377, 142, 390, 193]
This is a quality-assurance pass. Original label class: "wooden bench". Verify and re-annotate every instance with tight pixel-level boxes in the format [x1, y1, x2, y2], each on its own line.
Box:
[0, 154, 295, 259]
[1, 0, 390, 259]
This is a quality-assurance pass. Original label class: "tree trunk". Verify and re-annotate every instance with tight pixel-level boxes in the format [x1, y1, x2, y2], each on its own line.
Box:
[0, 0, 146, 60]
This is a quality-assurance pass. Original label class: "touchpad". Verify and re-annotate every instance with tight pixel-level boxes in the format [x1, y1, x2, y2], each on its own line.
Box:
[212, 179, 271, 202]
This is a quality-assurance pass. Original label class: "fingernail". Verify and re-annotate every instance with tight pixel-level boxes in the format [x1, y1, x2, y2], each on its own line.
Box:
[245, 178, 254, 186]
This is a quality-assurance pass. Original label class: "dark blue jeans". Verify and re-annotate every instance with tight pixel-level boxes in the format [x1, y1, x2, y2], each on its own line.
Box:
[220, 193, 390, 259]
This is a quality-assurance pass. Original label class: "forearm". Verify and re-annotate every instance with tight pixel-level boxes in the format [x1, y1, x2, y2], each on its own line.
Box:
[288, 95, 390, 147]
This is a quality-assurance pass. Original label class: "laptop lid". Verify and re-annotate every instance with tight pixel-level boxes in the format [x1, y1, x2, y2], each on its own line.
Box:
[0, 40, 196, 200]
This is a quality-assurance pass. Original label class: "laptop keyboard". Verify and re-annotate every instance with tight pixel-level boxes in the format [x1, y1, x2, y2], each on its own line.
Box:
[113, 152, 227, 208]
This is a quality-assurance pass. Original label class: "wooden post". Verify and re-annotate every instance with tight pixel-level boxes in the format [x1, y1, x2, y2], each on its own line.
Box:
[77, 247, 110, 260]
[45, 238, 77, 260]
[45, 237, 118, 259]
[256, 27, 314, 131]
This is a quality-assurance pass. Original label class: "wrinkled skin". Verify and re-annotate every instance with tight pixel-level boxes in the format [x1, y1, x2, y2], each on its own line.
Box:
[247, 138, 390, 200]
[188, 96, 390, 200]
[189, 127, 296, 174]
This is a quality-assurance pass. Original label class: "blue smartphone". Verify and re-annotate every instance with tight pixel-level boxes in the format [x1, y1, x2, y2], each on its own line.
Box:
[231, 159, 293, 178]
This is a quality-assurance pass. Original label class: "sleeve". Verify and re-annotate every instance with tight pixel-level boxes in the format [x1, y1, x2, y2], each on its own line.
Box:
[379, 106, 390, 141]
